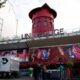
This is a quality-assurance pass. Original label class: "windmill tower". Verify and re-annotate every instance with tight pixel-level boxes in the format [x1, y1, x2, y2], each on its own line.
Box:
[29, 3, 57, 37]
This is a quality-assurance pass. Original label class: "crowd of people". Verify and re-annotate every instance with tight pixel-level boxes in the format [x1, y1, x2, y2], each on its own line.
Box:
[29, 64, 65, 80]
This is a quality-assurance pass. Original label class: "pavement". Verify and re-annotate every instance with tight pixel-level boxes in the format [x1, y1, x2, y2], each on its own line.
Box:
[0, 76, 34, 80]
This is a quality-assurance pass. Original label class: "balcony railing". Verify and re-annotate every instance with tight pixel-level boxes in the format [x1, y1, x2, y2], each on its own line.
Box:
[0, 31, 80, 44]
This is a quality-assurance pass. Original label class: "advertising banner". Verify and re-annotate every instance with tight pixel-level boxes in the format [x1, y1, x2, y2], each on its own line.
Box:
[29, 44, 80, 63]
[0, 49, 29, 62]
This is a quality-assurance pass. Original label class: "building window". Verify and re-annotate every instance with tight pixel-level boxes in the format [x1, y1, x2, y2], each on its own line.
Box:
[33, 23, 36, 28]
[38, 21, 41, 27]
[44, 21, 47, 26]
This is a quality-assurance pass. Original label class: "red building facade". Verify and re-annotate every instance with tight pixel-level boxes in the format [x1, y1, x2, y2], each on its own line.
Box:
[0, 3, 80, 78]
[28, 3, 80, 78]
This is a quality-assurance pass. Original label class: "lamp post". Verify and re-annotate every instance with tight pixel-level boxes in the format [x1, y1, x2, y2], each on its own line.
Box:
[0, 18, 3, 39]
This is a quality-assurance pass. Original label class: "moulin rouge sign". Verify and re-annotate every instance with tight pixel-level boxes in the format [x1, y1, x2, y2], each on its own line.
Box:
[22, 28, 64, 38]
[54, 28, 64, 35]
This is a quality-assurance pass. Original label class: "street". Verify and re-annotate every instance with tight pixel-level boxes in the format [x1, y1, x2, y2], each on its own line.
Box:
[0, 76, 33, 80]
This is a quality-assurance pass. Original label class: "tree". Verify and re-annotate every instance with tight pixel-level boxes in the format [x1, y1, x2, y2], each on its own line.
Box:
[0, 0, 7, 8]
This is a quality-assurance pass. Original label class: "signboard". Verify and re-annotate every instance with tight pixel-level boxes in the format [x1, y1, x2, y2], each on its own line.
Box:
[54, 28, 64, 35]
[21, 28, 64, 38]
[29, 44, 80, 63]
[0, 49, 29, 62]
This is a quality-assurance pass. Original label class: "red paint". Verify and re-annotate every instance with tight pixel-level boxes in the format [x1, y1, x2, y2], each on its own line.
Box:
[29, 3, 57, 37]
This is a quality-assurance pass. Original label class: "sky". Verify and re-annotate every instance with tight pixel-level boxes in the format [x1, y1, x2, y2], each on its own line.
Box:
[0, 0, 80, 38]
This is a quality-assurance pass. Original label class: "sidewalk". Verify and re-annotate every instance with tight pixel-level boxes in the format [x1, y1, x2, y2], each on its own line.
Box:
[0, 76, 34, 80]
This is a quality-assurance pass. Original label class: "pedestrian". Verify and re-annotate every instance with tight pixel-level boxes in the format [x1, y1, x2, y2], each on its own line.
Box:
[42, 65, 47, 80]
[33, 64, 42, 80]
[29, 67, 33, 77]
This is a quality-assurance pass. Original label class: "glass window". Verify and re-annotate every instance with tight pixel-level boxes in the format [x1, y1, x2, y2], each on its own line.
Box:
[38, 21, 41, 27]
[33, 23, 36, 28]
[44, 21, 47, 26]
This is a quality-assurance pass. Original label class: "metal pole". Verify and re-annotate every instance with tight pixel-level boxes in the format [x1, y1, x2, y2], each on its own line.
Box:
[59, 58, 62, 80]
[60, 62, 62, 80]
[16, 19, 18, 36]
[0, 18, 3, 39]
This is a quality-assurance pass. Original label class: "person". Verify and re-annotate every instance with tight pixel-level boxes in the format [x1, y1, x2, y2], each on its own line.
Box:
[33, 64, 42, 80]
[29, 67, 33, 77]
[42, 65, 47, 80]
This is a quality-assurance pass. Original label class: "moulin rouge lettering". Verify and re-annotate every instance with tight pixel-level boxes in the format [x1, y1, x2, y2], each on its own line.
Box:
[21, 28, 64, 38]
